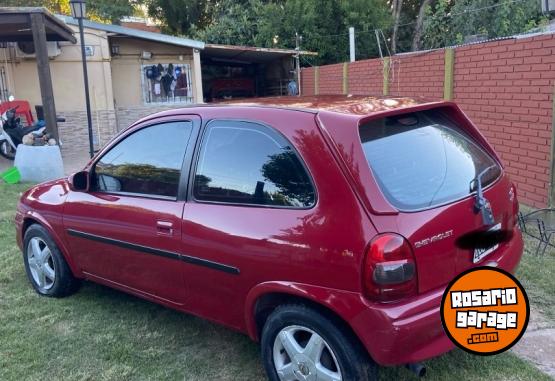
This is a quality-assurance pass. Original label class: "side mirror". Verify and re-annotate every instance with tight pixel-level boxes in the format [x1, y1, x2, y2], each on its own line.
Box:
[68, 171, 90, 192]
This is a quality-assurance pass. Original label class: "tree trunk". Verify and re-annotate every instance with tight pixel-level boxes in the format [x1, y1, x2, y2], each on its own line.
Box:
[411, 0, 432, 51]
[391, 0, 403, 54]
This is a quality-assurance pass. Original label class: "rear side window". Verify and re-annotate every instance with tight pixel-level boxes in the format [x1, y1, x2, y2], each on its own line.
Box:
[359, 110, 501, 211]
[193, 120, 315, 208]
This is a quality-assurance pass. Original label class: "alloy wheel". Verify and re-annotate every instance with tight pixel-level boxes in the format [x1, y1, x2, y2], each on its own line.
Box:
[273, 325, 342, 381]
[27, 237, 56, 290]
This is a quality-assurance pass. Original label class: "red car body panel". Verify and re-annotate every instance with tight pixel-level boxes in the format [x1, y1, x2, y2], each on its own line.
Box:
[63, 193, 188, 304]
[15, 95, 524, 367]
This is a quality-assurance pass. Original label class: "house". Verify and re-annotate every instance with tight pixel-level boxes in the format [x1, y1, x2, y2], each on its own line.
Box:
[0, 12, 314, 162]
[0, 15, 204, 159]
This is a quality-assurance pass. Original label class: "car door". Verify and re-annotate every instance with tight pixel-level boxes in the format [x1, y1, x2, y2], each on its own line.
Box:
[63, 116, 200, 305]
[179, 119, 320, 325]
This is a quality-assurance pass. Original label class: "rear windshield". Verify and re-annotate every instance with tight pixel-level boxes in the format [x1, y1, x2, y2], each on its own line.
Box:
[358, 110, 501, 211]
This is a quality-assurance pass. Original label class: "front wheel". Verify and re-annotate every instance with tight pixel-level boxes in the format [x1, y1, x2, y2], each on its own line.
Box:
[23, 224, 80, 297]
[0, 139, 15, 160]
[261, 304, 377, 381]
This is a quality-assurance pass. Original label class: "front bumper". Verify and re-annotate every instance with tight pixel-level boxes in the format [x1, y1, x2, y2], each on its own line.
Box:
[15, 209, 24, 251]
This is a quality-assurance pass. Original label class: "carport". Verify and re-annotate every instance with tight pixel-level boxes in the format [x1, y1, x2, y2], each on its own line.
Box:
[0, 7, 76, 141]
[201, 44, 316, 101]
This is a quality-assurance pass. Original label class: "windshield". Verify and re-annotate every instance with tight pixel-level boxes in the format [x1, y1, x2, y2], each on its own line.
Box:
[358, 110, 501, 211]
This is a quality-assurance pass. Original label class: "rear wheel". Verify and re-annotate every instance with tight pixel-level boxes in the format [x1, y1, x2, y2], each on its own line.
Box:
[23, 224, 80, 297]
[261, 304, 377, 381]
[0, 140, 15, 160]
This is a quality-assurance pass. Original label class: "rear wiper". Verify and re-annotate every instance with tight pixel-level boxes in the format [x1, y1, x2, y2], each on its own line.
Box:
[470, 166, 496, 226]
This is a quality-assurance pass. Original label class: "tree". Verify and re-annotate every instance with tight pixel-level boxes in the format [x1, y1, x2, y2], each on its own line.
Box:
[1, 0, 70, 13]
[341, 0, 393, 59]
[2, 0, 140, 23]
[387, 0, 426, 53]
[189, 0, 392, 65]
[191, 0, 277, 46]
[390, 0, 403, 53]
[411, 0, 433, 51]
[279, 0, 345, 64]
[87, 0, 142, 23]
[145, 0, 216, 35]
[422, 0, 546, 49]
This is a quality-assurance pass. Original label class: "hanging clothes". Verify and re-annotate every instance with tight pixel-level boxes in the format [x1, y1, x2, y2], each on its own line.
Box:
[170, 64, 177, 92]
[153, 81, 161, 95]
[156, 63, 164, 78]
[175, 71, 188, 97]
[161, 72, 174, 97]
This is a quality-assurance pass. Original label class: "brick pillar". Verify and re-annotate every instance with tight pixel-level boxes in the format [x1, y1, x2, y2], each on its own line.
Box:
[444, 48, 455, 100]
[314, 67, 320, 95]
[382, 57, 390, 96]
[342, 62, 349, 94]
[550, 82, 555, 206]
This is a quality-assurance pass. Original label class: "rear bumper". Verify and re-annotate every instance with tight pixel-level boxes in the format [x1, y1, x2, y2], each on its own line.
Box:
[351, 287, 452, 366]
[349, 229, 524, 366]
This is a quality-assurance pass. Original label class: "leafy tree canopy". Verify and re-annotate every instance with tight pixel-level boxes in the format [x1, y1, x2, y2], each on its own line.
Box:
[6, 0, 551, 64]
[147, 0, 549, 64]
[4, 0, 140, 23]
[188, 0, 392, 65]
[422, 0, 546, 49]
[145, 0, 212, 35]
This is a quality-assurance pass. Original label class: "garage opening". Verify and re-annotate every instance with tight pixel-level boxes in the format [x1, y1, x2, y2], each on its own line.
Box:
[201, 44, 316, 102]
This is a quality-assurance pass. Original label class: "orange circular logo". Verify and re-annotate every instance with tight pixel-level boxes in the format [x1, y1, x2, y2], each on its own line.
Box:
[441, 267, 529, 355]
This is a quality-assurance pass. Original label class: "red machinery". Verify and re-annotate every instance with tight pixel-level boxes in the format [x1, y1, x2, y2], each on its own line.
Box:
[0, 99, 34, 126]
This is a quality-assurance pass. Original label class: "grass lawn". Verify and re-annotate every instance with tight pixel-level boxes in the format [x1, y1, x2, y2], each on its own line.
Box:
[0, 182, 552, 381]
[516, 206, 555, 323]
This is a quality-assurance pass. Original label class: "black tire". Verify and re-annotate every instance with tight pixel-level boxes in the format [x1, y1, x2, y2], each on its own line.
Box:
[0, 140, 15, 160]
[261, 304, 378, 381]
[23, 224, 80, 297]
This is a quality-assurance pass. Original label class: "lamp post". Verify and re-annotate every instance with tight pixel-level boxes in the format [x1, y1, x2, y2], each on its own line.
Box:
[70, 0, 94, 158]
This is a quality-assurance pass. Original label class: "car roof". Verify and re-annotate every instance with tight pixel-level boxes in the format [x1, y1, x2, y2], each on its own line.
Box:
[128, 95, 449, 131]
[218, 95, 440, 116]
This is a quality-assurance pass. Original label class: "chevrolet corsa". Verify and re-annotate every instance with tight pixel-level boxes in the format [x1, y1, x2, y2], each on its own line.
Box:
[16, 95, 523, 380]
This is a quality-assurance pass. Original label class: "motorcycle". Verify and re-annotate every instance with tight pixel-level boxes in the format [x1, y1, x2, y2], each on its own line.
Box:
[0, 106, 54, 160]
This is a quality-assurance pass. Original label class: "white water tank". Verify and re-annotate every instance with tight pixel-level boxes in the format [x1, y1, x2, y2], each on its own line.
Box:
[14, 145, 64, 183]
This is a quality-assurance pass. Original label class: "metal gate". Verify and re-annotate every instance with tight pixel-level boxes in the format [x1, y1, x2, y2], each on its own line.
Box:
[0, 66, 9, 102]
[0, 42, 9, 102]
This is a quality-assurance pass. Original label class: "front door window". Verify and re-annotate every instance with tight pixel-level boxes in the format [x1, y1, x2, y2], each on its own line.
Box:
[94, 121, 193, 199]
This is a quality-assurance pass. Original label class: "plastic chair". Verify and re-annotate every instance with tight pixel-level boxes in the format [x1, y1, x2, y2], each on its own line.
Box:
[518, 209, 555, 255]
[0, 100, 34, 126]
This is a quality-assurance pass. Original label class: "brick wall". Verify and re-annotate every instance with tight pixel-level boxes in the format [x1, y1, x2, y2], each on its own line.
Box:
[56, 105, 179, 160]
[301, 67, 316, 96]
[319, 63, 345, 95]
[115, 105, 182, 132]
[58, 109, 117, 158]
[389, 51, 445, 99]
[348, 59, 383, 95]
[301, 32, 555, 208]
[453, 36, 555, 208]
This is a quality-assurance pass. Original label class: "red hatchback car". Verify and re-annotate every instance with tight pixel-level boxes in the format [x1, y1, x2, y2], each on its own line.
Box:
[16, 95, 523, 380]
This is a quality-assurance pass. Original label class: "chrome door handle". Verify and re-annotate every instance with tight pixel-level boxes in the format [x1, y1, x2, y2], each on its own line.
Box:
[156, 220, 173, 235]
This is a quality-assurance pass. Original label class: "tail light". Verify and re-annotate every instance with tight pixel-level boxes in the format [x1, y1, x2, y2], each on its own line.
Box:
[362, 233, 417, 302]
